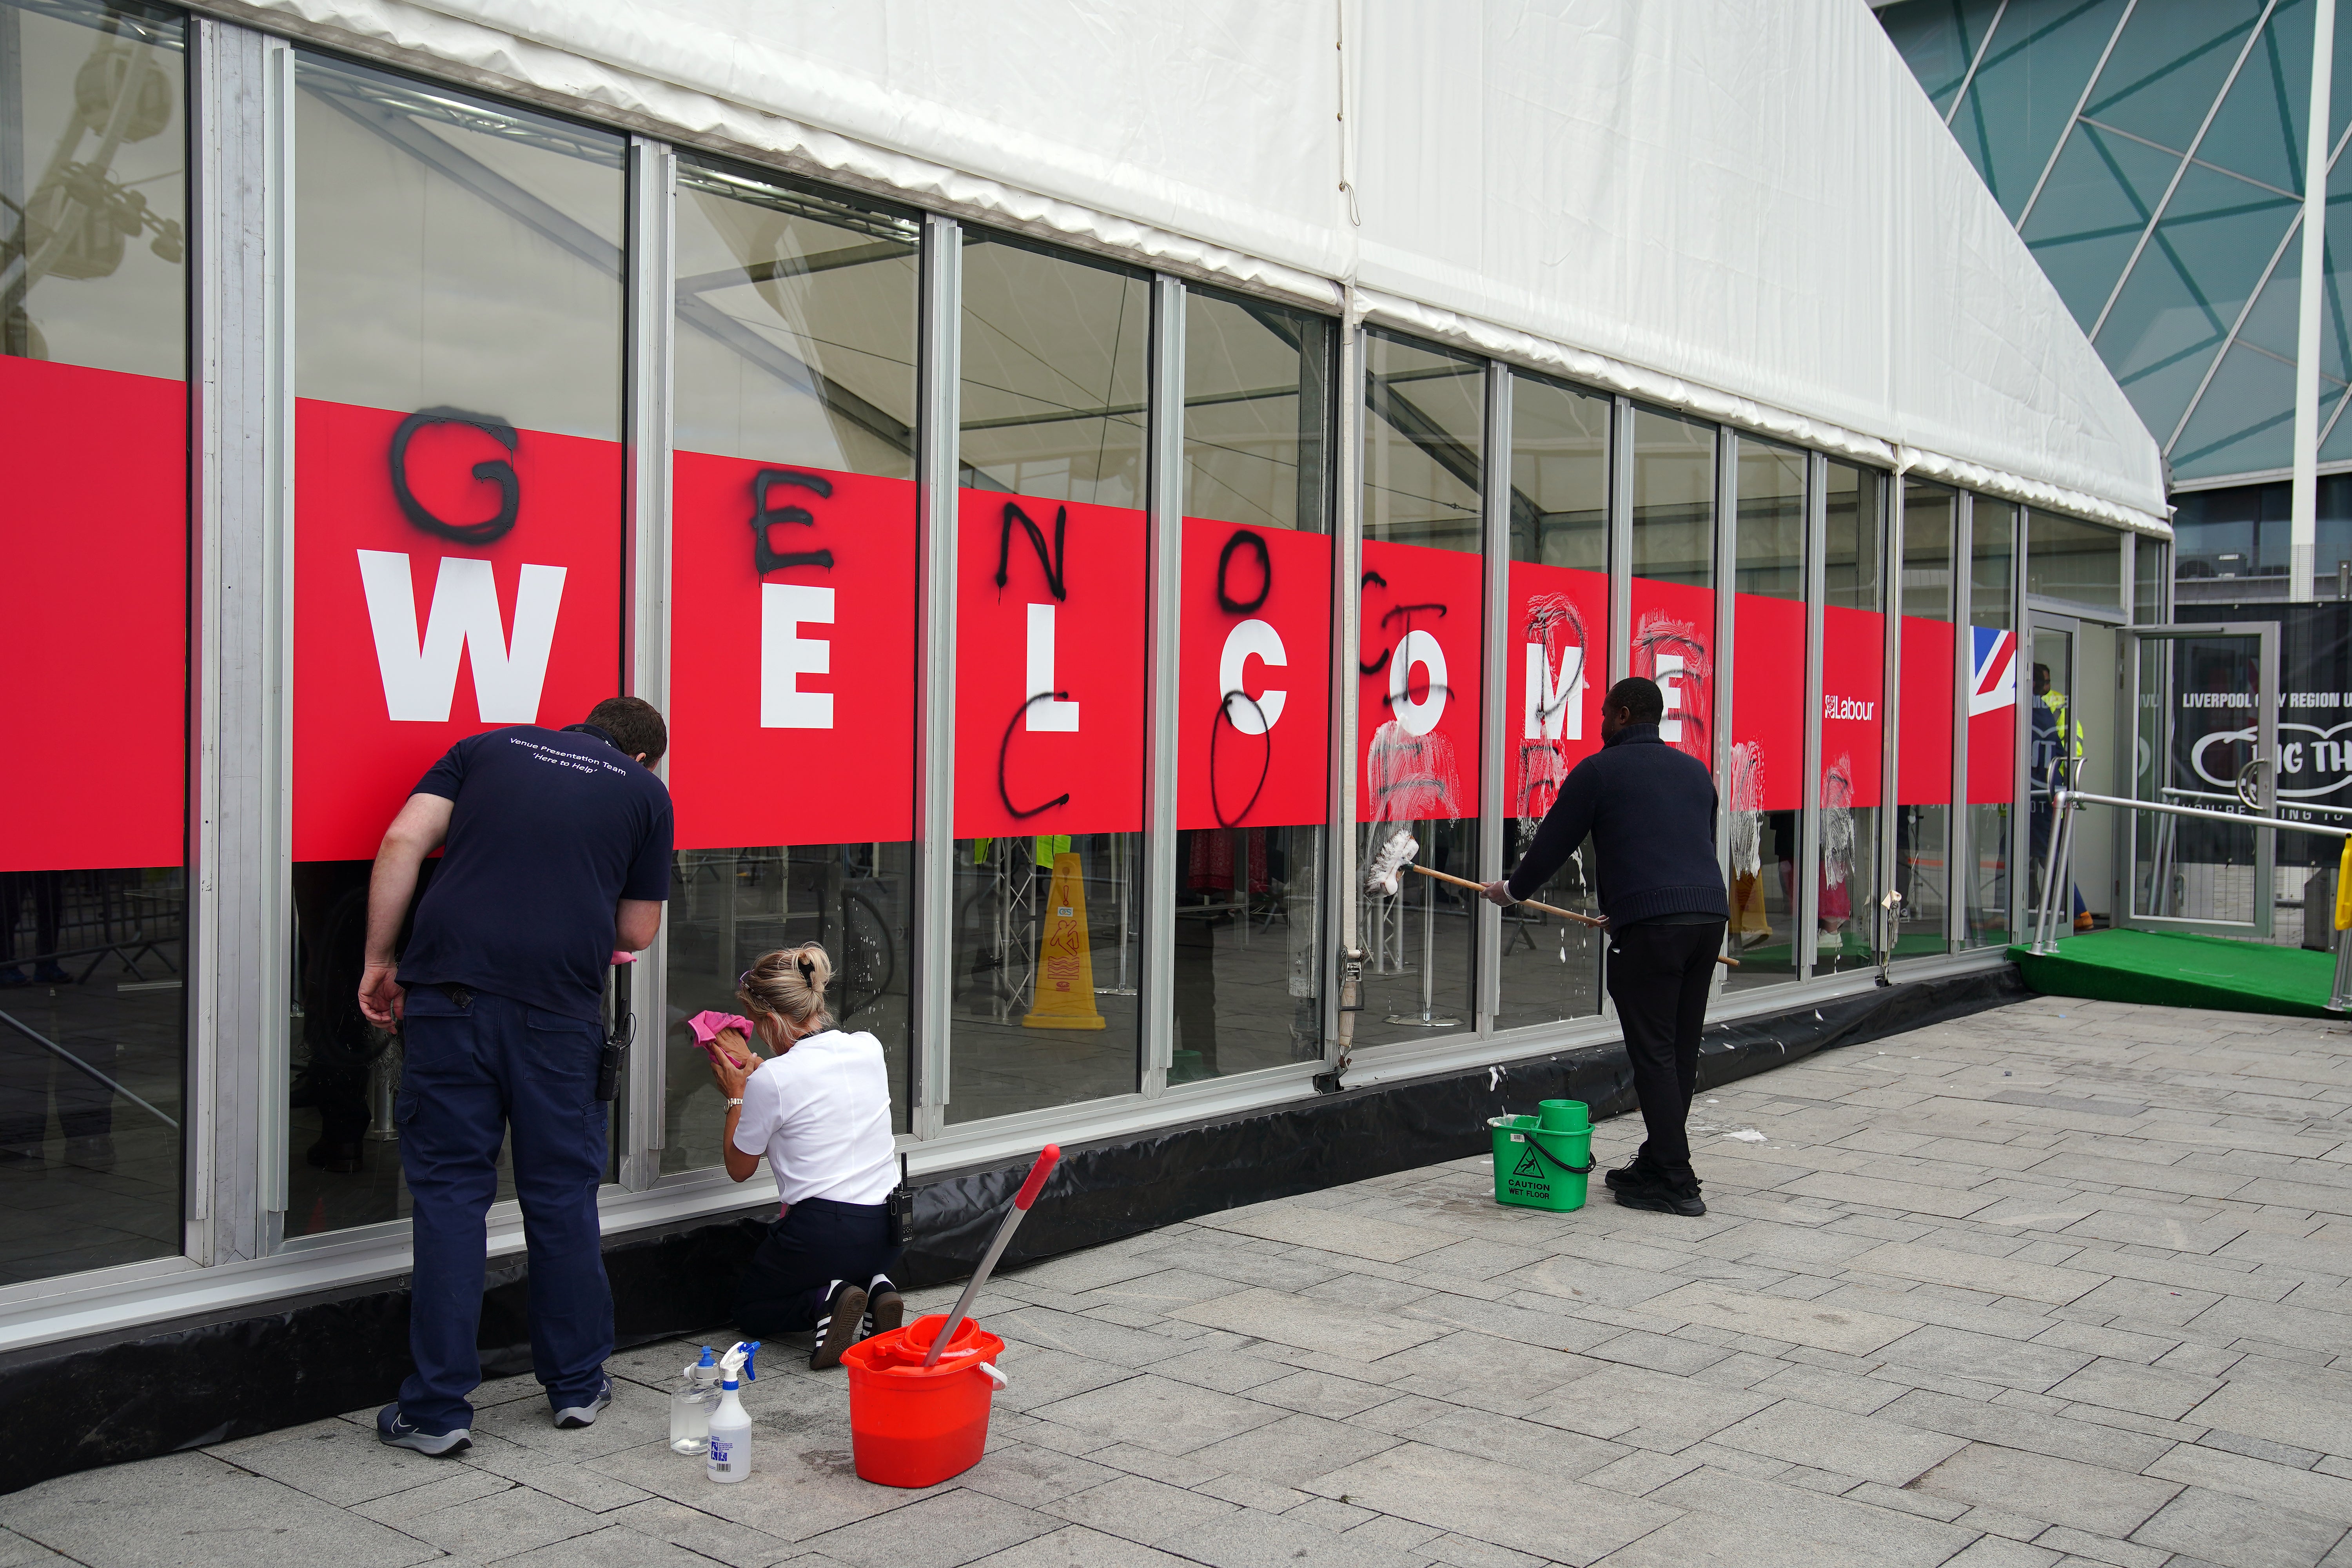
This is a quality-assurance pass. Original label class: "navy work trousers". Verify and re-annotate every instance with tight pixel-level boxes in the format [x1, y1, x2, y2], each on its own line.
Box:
[735, 1197, 902, 1339]
[1603, 917, 1727, 1185]
[396, 985, 611, 1432]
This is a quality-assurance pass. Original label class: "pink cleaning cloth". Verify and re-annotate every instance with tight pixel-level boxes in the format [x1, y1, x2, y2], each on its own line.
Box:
[611, 951, 637, 964]
[686, 1010, 755, 1046]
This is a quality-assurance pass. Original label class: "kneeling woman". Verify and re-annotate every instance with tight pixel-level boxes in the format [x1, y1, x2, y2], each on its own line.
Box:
[706, 944, 902, 1368]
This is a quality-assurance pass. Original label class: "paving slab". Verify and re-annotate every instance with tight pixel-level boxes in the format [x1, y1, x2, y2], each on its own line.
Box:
[22, 996, 2352, 1568]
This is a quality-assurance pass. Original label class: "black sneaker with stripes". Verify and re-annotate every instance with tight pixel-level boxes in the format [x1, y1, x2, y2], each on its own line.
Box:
[811, 1278, 868, 1369]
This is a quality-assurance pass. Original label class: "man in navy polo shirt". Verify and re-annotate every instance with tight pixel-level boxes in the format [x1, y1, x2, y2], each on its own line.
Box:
[358, 697, 674, 1455]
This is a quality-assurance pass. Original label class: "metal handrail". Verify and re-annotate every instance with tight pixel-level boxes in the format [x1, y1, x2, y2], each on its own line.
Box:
[2030, 789, 2352, 1011]
[2161, 786, 2352, 822]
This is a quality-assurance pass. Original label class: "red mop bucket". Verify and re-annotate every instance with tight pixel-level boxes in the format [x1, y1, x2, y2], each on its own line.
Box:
[841, 1314, 1007, 1486]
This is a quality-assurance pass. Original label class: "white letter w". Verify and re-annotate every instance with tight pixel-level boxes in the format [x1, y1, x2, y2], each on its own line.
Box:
[356, 550, 567, 723]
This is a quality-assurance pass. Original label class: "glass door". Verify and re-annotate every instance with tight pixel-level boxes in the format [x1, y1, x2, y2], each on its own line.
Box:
[2028, 616, 2079, 936]
[2122, 622, 2279, 938]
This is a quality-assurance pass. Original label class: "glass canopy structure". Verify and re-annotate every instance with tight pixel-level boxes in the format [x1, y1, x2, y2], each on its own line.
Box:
[1880, 0, 2352, 496]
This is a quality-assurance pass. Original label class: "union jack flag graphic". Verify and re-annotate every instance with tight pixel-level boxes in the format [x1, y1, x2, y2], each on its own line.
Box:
[1968, 625, 2016, 719]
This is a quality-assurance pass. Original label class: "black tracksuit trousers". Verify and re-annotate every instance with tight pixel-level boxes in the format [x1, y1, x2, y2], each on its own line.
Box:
[1604, 917, 1726, 1187]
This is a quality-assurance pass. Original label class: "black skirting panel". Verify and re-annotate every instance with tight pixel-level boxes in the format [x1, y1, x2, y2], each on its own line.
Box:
[0, 965, 2022, 1493]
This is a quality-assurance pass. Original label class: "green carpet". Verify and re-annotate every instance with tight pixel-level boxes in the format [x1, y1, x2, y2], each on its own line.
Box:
[2010, 927, 2345, 1019]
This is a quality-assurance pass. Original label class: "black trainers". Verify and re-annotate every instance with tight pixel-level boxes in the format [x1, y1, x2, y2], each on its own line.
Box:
[1607, 1155, 1706, 1216]
[377, 1403, 471, 1456]
[811, 1279, 868, 1369]
[866, 1274, 904, 1338]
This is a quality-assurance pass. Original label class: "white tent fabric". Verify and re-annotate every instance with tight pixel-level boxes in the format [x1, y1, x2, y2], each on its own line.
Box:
[232, 0, 2170, 533]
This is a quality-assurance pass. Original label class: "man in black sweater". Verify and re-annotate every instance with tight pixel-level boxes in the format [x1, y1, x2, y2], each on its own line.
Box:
[1485, 676, 1729, 1216]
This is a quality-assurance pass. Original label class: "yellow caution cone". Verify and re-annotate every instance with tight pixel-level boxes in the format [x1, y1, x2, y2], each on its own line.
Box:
[1024, 850, 1106, 1031]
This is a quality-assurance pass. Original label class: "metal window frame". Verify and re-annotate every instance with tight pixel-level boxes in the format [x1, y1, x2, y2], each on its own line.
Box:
[1323, 322, 1366, 1064]
[1877, 470, 1904, 967]
[1476, 361, 1512, 1031]
[1142, 274, 1184, 1097]
[619, 133, 673, 1191]
[1950, 490, 1973, 953]
[1800, 450, 1828, 979]
[911, 212, 962, 1140]
[188, 16, 290, 1265]
[1710, 423, 1736, 1001]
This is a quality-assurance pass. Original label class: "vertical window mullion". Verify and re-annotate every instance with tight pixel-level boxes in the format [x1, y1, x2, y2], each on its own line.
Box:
[911, 212, 961, 1140]
[1141, 276, 1183, 1096]
[1477, 362, 1511, 1033]
[1800, 452, 1827, 979]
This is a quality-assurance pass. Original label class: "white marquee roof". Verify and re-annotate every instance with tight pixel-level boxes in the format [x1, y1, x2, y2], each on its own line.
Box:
[242, 0, 2170, 532]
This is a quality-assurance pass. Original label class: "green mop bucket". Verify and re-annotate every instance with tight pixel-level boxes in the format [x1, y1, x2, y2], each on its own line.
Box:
[1488, 1100, 1595, 1212]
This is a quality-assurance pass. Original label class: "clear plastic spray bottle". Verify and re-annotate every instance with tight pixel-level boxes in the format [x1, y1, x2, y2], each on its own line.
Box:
[669, 1345, 719, 1455]
[705, 1340, 759, 1483]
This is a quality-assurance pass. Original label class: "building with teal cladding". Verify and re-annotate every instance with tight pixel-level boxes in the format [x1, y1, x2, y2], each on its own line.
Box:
[1878, 0, 2352, 599]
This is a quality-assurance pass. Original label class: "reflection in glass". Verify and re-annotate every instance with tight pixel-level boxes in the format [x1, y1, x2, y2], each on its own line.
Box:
[2134, 537, 2167, 622]
[287, 57, 626, 1237]
[2135, 634, 2263, 927]
[1629, 408, 1717, 779]
[950, 233, 1148, 1123]
[2026, 510, 2121, 612]
[1359, 332, 1482, 1045]
[1172, 288, 1330, 1082]
[1728, 439, 1805, 984]
[1821, 463, 1886, 974]
[1965, 499, 2018, 948]
[1497, 372, 1608, 1028]
[664, 163, 919, 1165]
[1897, 481, 1955, 956]
[2028, 624, 2080, 935]
[0, 0, 187, 1286]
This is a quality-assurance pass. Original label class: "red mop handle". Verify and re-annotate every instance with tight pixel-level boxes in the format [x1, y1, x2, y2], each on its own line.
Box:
[924, 1145, 1059, 1368]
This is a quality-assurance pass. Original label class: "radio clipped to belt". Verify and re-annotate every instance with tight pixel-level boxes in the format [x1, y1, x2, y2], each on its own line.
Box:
[596, 1010, 634, 1103]
[885, 1151, 914, 1246]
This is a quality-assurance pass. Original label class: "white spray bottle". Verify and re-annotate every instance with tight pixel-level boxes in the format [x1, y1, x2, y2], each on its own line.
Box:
[705, 1340, 759, 1483]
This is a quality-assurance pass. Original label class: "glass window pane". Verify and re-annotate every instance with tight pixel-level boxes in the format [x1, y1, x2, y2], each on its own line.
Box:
[949, 231, 1149, 1123]
[1898, 481, 1955, 958]
[1172, 287, 1333, 1082]
[0, 0, 187, 1285]
[2135, 536, 2167, 621]
[1966, 498, 2019, 949]
[1821, 463, 1886, 975]
[2028, 509, 2123, 612]
[1727, 439, 1806, 984]
[1358, 331, 1482, 1045]
[1629, 407, 1717, 779]
[1498, 371, 1608, 1029]
[286, 56, 628, 1236]
[664, 162, 920, 1169]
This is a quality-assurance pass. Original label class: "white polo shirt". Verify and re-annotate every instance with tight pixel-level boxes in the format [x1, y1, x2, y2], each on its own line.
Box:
[729, 1029, 898, 1205]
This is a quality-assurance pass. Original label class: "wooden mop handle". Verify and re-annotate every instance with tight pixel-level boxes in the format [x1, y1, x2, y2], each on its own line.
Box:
[1406, 864, 1740, 967]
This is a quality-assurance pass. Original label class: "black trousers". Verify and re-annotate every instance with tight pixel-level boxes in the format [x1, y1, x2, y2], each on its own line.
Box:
[735, 1197, 903, 1339]
[1604, 918, 1726, 1184]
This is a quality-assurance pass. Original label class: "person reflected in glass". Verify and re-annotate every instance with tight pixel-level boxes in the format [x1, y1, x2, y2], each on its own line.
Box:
[706, 943, 904, 1370]
[2029, 663, 2088, 932]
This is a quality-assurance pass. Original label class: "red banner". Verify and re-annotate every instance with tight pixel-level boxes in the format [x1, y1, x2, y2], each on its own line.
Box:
[1731, 593, 1806, 813]
[1629, 578, 1714, 771]
[953, 490, 1148, 838]
[1896, 617, 1955, 804]
[0, 357, 186, 871]
[292, 399, 623, 862]
[668, 454, 918, 849]
[1505, 561, 1605, 831]
[1358, 540, 1482, 824]
[1177, 520, 1330, 830]
[1822, 606, 1884, 813]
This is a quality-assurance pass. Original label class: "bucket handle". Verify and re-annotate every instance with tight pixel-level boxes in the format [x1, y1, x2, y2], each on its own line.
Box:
[1522, 1134, 1595, 1177]
[976, 1361, 1009, 1391]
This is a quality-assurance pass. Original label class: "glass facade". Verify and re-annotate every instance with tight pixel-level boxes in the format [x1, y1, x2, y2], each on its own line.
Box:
[1822, 463, 1887, 974]
[0, 18, 2096, 1305]
[1898, 482, 1956, 957]
[1728, 438, 1806, 982]
[1172, 287, 1332, 1081]
[1357, 331, 1483, 1043]
[1965, 499, 2020, 948]
[1881, 0, 2352, 486]
[0, 0, 187, 1285]
[1497, 372, 1608, 1029]
[663, 162, 921, 1167]
[949, 232, 1150, 1122]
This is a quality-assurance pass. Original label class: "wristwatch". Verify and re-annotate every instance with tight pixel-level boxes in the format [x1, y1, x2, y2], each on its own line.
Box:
[725, 1097, 743, 1108]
